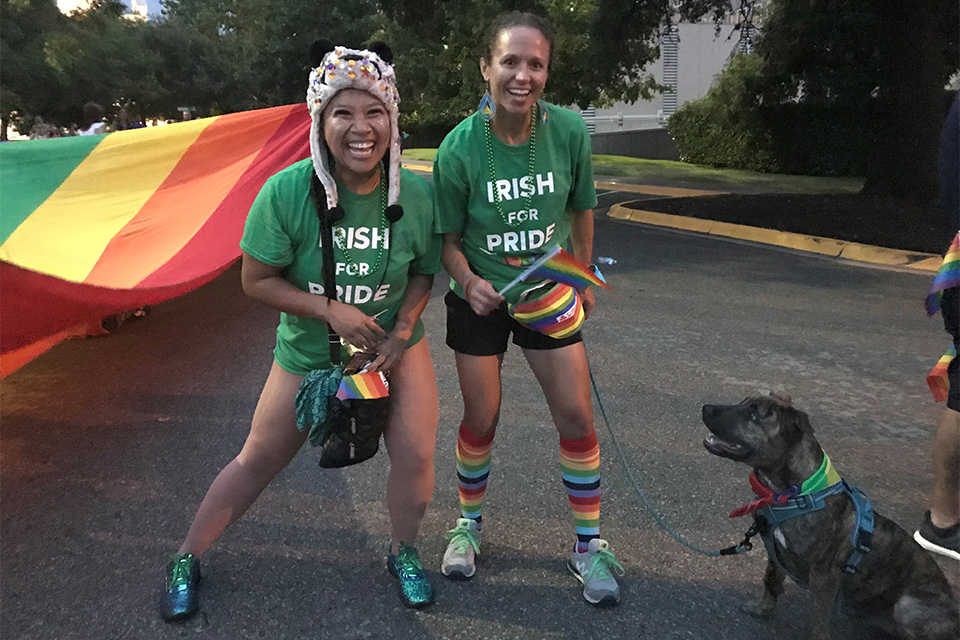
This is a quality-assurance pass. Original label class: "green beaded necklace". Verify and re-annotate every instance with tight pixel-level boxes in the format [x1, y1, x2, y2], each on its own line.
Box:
[483, 104, 538, 227]
[333, 168, 388, 277]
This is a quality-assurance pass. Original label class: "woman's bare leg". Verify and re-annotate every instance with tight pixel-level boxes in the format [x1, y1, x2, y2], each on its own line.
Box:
[178, 362, 308, 556]
[382, 339, 439, 554]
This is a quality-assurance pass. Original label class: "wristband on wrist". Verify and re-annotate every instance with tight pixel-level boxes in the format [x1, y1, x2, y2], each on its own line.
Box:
[464, 274, 480, 295]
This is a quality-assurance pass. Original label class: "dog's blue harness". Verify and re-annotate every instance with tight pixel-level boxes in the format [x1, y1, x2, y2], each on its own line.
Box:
[754, 480, 874, 579]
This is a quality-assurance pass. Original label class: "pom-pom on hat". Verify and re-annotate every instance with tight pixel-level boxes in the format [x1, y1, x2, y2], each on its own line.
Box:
[306, 40, 401, 214]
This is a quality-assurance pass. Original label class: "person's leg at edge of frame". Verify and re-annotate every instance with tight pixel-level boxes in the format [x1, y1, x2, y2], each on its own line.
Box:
[382, 339, 440, 608]
[930, 407, 960, 528]
[915, 285, 960, 561]
[441, 352, 503, 580]
[160, 362, 309, 622]
[525, 342, 624, 606]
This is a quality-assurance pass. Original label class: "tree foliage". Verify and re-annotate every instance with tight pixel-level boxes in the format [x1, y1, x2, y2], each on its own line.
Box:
[4, 0, 956, 204]
[0, 0, 66, 135]
[379, 0, 670, 136]
[160, 0, 380, 111]
[667, 0, 958, 201]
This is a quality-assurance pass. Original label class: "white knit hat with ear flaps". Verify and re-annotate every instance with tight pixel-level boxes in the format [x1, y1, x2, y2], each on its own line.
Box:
[306, 42, 401, 214]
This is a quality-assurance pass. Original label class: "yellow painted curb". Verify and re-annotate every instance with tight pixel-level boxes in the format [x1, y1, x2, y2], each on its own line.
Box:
[612, 207, 714, 233]
[838, 243, 942, 269]
[608, 203, 938, 272]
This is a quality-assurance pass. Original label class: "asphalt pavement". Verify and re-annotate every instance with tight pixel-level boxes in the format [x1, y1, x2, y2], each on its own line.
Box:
[2, 202, 957, 639]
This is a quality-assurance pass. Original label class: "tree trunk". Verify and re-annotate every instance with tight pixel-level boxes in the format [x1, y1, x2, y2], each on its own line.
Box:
[861, 0, 943, 204]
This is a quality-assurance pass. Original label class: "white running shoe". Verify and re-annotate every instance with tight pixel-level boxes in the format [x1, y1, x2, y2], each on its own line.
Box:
[441, 518, 481, 580]
[567, 538, 624, 605]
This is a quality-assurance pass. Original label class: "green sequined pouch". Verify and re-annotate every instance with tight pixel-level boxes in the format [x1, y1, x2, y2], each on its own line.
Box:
[295, 367, 344, 447]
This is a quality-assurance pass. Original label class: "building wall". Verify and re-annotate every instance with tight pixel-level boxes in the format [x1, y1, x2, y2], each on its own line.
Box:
[571, 23, 741, 134]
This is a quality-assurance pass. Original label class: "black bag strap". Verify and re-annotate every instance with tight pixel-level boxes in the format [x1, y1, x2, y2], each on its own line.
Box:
[310, 173, 342, 367]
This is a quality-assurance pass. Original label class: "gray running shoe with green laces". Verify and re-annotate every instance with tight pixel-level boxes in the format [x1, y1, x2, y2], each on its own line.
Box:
[567, 538, 624, 606]
[441, 518, 481, 580]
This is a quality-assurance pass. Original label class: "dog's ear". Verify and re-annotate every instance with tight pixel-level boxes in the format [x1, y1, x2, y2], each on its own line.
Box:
[768, 390, 793, 406]
[795, 409, 814, 435]
[781, 405, 814, 445]
[309, 39, 334, 67]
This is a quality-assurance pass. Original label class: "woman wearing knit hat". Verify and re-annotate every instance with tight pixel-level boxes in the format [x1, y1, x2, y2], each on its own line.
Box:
[432, 12, 624, 606]
[159, 41, 441, 620]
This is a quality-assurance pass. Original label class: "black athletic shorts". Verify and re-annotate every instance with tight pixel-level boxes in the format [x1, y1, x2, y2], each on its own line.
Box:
[444, 290, 583, 356]
[941, 287, 959, 412]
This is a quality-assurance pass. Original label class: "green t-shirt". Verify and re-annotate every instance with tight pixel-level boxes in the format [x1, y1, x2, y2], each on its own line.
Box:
[240, 160, 441, 375]
[433, 100, 597, 303]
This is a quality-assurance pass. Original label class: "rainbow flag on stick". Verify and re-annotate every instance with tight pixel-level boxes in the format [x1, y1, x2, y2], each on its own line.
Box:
[0, 104, 311, 376]
[498, 246, 610, 295]
[336, 371, 390, 400]
[926, 232, 960, 316]
[927, 345, 956, 403]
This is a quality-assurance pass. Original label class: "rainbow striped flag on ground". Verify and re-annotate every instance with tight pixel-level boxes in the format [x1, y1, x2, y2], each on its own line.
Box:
[336, 371, 390, 400]
[499, 246, 609, 295]
[926, 232, 960, 316]
[927, 345, 956, 403]
[1, 104, 311, 376]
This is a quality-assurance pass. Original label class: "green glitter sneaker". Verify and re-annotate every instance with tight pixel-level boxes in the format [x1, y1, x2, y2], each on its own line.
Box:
[387, 543, 435, 609]
[158, 552, 201, 622]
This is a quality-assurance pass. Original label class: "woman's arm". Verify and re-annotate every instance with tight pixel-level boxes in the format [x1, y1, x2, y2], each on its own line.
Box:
[441, 232, 503, 316]
[240, 252, 385, 351]
[569, 208, 596, 318]
[367, 273, 434, 372]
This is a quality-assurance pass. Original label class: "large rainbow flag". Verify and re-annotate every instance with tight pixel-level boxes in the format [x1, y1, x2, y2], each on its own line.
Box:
[1, 103, 311, 376]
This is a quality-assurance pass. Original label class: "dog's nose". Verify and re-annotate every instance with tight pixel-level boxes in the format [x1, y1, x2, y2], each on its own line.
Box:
[702, 405, 718, 421]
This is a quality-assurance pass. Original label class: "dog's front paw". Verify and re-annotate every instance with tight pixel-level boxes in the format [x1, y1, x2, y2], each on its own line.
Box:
[741, 598, 776, 618]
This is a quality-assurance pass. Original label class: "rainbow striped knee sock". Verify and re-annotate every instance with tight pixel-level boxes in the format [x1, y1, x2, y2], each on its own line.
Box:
[560, 433, 601, 553]
[456, 424, 494, 527]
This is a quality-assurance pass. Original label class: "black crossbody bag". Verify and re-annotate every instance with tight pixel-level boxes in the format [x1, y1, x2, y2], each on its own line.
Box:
[306, 174, 390, 468]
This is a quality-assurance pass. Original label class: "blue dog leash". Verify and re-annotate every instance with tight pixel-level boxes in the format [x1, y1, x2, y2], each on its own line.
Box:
[586, 357, 755, 557]
[587, 349, 874, 567]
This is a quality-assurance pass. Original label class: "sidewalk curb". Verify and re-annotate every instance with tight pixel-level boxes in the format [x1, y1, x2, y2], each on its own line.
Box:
[608, 203, 941, 273]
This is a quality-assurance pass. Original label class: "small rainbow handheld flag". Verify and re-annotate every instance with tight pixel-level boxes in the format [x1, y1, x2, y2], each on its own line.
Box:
[336, 371, 389, 400]
[927, 345, 956, 403]
[926, 232, 960, 316]
[499, 246, 610, 295]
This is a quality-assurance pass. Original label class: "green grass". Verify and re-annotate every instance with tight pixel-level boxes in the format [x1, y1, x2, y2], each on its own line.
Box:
[402, 149, 864, 195]
[402, 149, 437, 162]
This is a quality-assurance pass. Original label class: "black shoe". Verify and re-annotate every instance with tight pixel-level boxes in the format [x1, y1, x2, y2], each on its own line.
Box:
[914, 511, 960, 561]
[159, 553, 201, 622]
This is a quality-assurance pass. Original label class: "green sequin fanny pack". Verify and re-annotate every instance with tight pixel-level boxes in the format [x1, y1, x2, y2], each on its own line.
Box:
[293, 173, 391, 468]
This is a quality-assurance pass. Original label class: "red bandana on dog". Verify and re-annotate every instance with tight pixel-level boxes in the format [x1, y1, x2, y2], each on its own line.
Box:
[729, 473, 793, 518]
[729, 454, 841, 518]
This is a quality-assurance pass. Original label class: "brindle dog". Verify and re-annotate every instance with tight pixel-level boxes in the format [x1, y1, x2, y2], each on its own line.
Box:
[702, 393, 958, 640]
